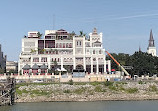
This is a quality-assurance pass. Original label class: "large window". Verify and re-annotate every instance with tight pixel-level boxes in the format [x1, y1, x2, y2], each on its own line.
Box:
[86, 65, 91, 74]
[99, 65, 104, 73]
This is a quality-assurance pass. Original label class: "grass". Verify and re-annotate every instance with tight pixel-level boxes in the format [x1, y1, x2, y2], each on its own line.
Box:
[16, 88, 52, 96]
[90, 81, 102, 86]
[149, 85, 157, 92]
[87, 89, 94, 95]
[74, 82, 87, 85]
[73, 87, 86, 94]
[108, 86, 118, 91]
[94, 85, 103, 92]
[126, 88, 138, 93]
[16, 89, 29, 95]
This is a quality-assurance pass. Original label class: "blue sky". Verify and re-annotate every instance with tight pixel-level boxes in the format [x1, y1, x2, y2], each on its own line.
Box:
[1, 0, 158, 61]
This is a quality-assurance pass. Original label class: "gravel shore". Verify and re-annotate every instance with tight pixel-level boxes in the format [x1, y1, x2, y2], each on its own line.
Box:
[15, 81, 158, 102]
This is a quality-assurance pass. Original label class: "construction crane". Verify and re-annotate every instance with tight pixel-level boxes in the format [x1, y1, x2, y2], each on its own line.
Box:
[105, 51, 130, 76]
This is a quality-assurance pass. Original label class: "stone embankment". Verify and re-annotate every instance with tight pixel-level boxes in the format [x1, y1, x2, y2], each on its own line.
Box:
[15, 81, 158, 102]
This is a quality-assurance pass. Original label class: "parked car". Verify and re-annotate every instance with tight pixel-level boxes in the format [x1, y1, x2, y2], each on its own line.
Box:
[32, 80, 44, 83]
[16, 80, 26, 83]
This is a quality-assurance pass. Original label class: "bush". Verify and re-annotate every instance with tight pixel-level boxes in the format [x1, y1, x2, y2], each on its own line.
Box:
[68, 79, 73, 85]
[63, 89, 71, 93]
[138, 80, 143, 84]
[104, 81, 113, 86]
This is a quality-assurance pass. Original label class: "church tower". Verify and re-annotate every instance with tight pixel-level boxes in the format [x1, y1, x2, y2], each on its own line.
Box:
[147, 29, 156, 56]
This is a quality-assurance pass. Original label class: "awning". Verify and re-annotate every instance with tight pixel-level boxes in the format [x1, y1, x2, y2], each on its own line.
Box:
[56, 68, 61, 71]
[61, 68, 67, 72]
[22, 64, 31, 69]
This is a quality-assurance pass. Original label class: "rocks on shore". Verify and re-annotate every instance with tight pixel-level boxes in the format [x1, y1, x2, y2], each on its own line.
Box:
[15, 81, 158, 102]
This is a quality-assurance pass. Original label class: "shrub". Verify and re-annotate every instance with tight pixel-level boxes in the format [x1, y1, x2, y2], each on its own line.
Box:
[104, 81, 113, 86]
[63, 89, 71, 93]
[138, 80, 143, 84]
[68, 79, 73, 85]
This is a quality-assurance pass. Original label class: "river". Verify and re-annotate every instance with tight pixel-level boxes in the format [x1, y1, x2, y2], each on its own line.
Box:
[0, 101, 158, 111]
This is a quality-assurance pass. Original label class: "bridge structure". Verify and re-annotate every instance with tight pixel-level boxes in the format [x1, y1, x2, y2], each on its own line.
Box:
[0, 78, 15, 106]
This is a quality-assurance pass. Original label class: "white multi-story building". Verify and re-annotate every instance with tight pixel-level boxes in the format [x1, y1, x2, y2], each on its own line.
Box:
[18, 28, 111, 75]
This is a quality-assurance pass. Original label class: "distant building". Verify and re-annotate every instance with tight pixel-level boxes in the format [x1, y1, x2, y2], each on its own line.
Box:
[6, 61, 18, 73]
[18, 28, 111, 75]
[0, 44, 6, 72]
[147, 30, 156, 56]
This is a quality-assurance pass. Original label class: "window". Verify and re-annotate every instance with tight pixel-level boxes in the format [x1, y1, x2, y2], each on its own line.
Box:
[66, 43, 69, 48]
[99, 50, 102, 54]
[41, 57, 47, 62]
[63, 43, 65, 48]
[93, 50, 95, 54]
[59, 43, 62, 48]
[69, 43, 72, 48]
[56, 43, 58, 48]
[33, 58, 39, 62]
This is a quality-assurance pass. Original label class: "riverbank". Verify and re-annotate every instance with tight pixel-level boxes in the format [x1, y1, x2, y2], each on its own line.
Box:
[15, 81, 158, 102]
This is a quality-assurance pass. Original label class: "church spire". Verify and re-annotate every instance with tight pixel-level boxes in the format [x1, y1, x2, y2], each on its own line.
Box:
[139, 45, 141, 52]
[148, 29, 155, 47]
[92, 27, 98, 35]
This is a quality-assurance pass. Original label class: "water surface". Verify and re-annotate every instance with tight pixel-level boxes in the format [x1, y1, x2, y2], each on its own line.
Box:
[0, 101, 158, 111]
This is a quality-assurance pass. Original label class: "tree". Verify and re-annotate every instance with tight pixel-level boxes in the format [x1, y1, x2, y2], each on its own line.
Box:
[37, 32, 42, 38]
[79, 31, 83, 36]
[79, 31, 86, 37]
[106, 51, 158, 76]
[69, 31, 76, 40]
[30, 49, 36, 54]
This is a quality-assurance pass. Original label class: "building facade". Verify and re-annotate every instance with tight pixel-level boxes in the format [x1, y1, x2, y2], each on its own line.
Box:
[6, 61, 18, 73]
[18, 28, 111, 75]
[0, 44, 6, 72]
[147, 30, 156, 56]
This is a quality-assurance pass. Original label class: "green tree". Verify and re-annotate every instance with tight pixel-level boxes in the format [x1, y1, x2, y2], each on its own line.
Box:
[37, 32, 42, 38]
